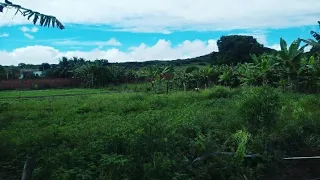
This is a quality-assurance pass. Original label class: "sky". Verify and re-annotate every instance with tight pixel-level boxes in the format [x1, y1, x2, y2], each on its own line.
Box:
[0, 0, 320, 66]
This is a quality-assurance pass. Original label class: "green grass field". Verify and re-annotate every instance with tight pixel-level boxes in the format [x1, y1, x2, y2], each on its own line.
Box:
[0, 88, 109, 99]
[1, 86, 320, 179]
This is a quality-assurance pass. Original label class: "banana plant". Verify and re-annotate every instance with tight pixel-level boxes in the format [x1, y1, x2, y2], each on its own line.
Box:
[300, 21, 320, 48]
[0, 0, 64, 29]
[218, 65, 237, 87]
[159, 66, 175, 93]
[298, 55, 320, 92]
[201, 65, 215, 88]
[237, 63, 258, 86]
[277, 38, 307, 90]
[248, 54, 278, 85]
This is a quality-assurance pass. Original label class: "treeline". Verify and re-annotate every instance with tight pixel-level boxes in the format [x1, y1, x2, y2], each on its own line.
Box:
[0, 34, 276, 79]
[0, 23, 319, 93]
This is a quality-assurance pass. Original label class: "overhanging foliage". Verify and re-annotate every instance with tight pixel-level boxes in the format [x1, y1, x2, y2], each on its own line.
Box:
[0, 0, 64, 29]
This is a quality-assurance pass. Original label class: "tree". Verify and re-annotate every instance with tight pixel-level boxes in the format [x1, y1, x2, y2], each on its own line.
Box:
[0, 0, 64, 29]
[216, 35, 274, 65]
[39, 63, 51, 71]
[0, 65, 7, 80]
[75, 65, 113, 87]
[18, 63, 26, 68]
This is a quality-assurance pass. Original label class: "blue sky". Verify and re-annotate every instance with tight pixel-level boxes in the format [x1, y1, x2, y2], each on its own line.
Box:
[0, 0, 320, 65]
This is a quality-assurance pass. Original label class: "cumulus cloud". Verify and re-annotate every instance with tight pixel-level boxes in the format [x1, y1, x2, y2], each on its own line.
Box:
[53, 38, 122, 47]
[0, 33, 9, 38]
[0, 45, 60, 65]
[0, 0, 319, 32]
[0, 39, 218, 65]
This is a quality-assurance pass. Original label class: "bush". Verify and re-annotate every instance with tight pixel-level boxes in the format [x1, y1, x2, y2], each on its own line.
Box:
[208, 86, 234, 99]
[239, 87, 281, 134]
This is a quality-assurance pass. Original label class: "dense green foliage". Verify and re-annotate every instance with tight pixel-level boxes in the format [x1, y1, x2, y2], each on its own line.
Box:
[0, 86, 320, 179]
[2, 35, 275, 82]
[4, 34, 319, 93]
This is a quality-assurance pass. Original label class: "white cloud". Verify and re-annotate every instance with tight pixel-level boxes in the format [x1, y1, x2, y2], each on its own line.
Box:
[305, 45, 312, 52]
[20, 26, 38, 39]
[24, 33, 34, 39]
[0, 0, 320, 32]
[268, 44, 281, 51]
[0, 45, 60, 65]
[0, 39, 218, 65]
[53, 38, 122, 47]
[20, 26, 38, 33]
[0, 33, 9, 38]
[266, 43, 313, 52]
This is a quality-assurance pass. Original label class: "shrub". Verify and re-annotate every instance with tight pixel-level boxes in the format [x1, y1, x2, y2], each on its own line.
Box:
[208, 86, 234, 99]
[239, 87, 281, 134]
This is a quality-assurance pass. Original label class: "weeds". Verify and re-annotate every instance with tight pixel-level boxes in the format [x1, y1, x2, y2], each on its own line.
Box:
[0, 86, 319, 179]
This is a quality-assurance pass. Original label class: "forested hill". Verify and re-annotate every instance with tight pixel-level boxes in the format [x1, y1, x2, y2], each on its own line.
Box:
[3, 35, 280, 70]
[113, 35, 278, 68]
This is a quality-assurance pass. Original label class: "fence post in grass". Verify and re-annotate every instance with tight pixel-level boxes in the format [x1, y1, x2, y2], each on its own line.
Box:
[21, 154, 35, 180]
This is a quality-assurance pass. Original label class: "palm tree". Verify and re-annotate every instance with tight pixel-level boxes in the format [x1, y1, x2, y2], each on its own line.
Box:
[0, 0, 64, 29]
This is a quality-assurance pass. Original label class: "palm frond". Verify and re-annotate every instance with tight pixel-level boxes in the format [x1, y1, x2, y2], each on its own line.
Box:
[311, 31, 320, 42]
[301, 38, 320, 48]
[0, 0, 64, 30]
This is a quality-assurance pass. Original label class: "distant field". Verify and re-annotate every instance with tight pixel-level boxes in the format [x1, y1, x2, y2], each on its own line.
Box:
[0, 88, 108, 99]
[0, 83, 155, 99]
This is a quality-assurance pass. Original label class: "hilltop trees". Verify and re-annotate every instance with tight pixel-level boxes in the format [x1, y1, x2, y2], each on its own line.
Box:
[216, 35, 275, 65]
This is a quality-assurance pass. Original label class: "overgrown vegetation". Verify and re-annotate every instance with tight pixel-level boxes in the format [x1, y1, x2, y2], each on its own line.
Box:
[0, 86, 319, 179]
[1, 5, 320, 178]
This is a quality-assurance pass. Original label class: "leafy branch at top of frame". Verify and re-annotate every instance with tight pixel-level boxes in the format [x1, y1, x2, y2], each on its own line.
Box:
[0, 0, 65, 30]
